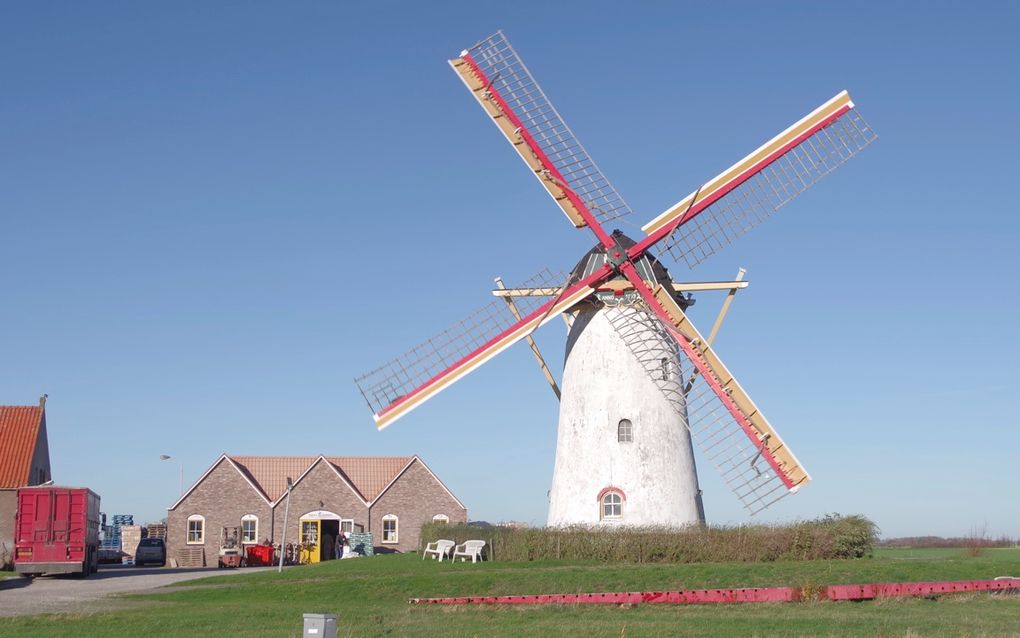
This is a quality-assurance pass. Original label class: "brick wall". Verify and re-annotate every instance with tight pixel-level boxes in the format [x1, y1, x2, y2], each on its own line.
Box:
[369, 459, 467, 553]
[0, 490, 15, 569]
[28, 415, 51, 486]
[166, 456, 469, 562]
[166, 458, 272, 565]
[270, 459, 368, 549]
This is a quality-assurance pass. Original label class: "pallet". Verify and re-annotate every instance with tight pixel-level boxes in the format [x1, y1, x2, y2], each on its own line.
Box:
[176, 547, 205, 568]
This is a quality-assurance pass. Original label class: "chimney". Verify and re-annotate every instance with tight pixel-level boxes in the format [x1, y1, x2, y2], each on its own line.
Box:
[39, 393, 48, 409]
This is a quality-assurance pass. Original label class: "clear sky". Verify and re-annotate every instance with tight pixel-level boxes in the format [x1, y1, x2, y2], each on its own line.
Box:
[2, 2, 1018, 539]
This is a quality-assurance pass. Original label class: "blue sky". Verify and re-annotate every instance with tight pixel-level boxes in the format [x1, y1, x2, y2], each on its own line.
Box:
[2, 2, 1018, 538]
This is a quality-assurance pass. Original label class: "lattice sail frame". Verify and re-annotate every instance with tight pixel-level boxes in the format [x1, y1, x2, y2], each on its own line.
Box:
[603, 292, 808, 514]
[451, 31, 634, 228]
[641, 92, 877, 268]
[355, 268, 570, 419]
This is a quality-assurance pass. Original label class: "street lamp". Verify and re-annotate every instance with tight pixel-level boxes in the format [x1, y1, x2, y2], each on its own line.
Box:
[159, 454, 184, 495]
[278, 476, 293, 573]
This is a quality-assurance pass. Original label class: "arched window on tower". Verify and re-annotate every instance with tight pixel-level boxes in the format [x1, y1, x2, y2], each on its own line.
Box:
[617, 418, 633, 442]
[598, 487, 625, 521]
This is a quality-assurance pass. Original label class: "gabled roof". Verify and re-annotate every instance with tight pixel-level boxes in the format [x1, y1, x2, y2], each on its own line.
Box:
[171, 454, 420, 510]
[325, 456, 414, 502]
[168, 454, 273, 511]
[372, 456, 467, 511]
[228, 456, 320, 502]
[0, 404, 45, 488]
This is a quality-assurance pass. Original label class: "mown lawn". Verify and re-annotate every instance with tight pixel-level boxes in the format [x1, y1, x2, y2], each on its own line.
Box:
[2, 548, 1018, 637]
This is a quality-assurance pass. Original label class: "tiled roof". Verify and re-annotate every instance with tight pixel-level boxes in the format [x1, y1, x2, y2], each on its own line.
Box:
[229, 456, 319, 502]
[325, 457, 414, 502]
[0, 406, 44, 488]
[228, 455, 413, 503]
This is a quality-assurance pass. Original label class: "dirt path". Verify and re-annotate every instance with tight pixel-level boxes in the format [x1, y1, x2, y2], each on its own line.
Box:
[0, 564, 274, 617]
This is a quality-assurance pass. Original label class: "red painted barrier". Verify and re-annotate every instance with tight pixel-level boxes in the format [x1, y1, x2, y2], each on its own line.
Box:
[409, 578, 1020, 606]
[825, 578, 1020, 601]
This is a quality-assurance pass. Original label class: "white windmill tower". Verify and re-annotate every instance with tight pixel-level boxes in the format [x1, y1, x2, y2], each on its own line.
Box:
[356, 31, 875, 526]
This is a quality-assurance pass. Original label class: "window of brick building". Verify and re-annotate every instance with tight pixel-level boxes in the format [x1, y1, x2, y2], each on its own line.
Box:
[433, 514, 449, 524]
[382, 515, 398, 543]
[241, 515, 258, 544]
[187, 515, 205, 544]
[301, 521, 318, 546]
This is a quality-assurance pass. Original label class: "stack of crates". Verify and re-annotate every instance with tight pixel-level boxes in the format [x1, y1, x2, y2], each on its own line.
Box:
[100, 525, 120, 552]
[120, 525, 142, 564]
[105, 514, 134, 559]
[348, 532, 374, 557]
[145, 522, 168, 540]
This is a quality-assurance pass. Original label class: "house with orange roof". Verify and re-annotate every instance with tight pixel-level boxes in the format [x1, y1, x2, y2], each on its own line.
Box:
[0, 396, 53, 569]
[166, 454, 466, 565]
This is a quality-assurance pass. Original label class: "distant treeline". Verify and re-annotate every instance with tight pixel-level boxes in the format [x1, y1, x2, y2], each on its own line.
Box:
[877, 535, 1017, 548]
[420, 514, 877, 563]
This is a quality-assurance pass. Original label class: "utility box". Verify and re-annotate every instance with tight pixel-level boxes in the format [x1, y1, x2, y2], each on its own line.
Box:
[302, 613, 337, 638]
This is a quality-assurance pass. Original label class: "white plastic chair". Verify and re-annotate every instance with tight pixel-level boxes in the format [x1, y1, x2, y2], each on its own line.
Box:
[422, 539, 455, 561]
[452, 540, 486, 563]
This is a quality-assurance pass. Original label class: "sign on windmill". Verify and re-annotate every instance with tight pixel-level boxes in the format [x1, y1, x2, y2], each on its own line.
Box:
[355, 31, 876, 527]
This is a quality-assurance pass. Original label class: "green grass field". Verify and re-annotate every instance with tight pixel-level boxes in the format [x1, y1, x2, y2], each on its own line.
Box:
[2, 548, 1018, 637]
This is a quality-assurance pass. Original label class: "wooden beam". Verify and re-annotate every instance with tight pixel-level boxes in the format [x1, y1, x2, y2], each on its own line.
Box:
[705, 268, 747, 346]
[652, 285, 810, 490]
[643, 91, 854, 237]
[494, 277, 561, 401]
[492, 280, 750, 297]
[450, 57, 587, 228]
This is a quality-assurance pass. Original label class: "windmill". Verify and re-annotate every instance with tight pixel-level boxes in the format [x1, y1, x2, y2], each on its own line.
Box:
[355, 31, 875, 525]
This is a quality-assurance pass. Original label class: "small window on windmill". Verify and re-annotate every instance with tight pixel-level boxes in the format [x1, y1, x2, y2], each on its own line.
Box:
[617, 418, 633, 442]
[601, 491, 623, 520]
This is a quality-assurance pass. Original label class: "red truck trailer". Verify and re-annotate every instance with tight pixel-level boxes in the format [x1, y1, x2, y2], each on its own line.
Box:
[14, 486, 101, 577]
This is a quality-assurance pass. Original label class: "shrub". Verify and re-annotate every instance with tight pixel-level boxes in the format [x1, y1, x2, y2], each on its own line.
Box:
[419, 513, 877, 563]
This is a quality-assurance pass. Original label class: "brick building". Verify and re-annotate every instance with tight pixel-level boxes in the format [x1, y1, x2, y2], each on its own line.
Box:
[166, 454, 465, 565]
[0, 396, 53, 569]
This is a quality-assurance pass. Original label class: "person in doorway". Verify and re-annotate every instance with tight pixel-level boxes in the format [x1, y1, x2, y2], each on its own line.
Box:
[335, 529, 346, 559]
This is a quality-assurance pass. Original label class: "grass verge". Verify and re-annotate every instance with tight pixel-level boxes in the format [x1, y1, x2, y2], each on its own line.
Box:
[420, 514, 878, 562]
[1, 548, 1017, 637]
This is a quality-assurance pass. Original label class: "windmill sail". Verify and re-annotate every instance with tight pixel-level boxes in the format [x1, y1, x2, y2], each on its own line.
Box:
[357, 31, 877, 519]
[355, 268, 599, 429]
[604, 285, 809, 514]
[640, 91, 876, 268]
[451, 31, 634, 228]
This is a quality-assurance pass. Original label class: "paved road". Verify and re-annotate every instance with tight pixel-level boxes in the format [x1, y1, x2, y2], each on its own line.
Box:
[0, 563, 273, 617]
